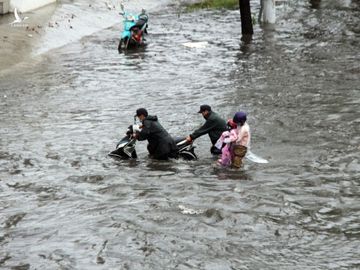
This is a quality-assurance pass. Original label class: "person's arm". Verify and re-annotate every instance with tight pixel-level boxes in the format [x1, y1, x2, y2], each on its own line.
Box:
[137, 121, 151, 141]
[190, 118, 218, 140]
[215, 131, 229, 149]
[241, 126, 250, 147]
[236, 125, 250, 147]
[228, 129, 238, 142]
[224, 129, 238, 143]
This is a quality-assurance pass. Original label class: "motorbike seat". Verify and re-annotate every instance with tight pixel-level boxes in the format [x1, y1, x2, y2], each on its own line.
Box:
[130, 18, 147, 31]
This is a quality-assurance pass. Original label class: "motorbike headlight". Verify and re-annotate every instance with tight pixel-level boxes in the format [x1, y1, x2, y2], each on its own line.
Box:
[126, 15, 135, 21]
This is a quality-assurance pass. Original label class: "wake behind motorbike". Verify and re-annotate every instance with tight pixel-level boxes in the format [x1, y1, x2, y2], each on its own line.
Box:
[108, 125, 197, 160]
[118, 5, 148, 52]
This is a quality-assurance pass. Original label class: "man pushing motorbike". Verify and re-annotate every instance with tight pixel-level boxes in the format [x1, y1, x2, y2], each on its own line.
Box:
[133, 108, 178, 160]
[186, 105, 227, 154]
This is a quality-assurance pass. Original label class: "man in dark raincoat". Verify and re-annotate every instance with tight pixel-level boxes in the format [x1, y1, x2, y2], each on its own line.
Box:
[186, 104, 227, 154]
[134, 108, 178, 160]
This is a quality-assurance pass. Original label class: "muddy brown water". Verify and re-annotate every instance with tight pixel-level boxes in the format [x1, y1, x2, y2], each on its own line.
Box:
[0, 1, 359, 269]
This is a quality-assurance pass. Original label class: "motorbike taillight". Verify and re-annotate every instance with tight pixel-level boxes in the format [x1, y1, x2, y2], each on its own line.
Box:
[133, 34, 141, 42]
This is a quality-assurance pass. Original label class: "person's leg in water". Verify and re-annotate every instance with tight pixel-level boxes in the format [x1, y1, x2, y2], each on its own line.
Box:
[218, 144, 232, 166]
[211, 145, 222, 155]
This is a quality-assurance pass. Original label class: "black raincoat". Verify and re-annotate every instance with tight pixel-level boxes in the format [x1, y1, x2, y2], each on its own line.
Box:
[137, 115, 178, 160]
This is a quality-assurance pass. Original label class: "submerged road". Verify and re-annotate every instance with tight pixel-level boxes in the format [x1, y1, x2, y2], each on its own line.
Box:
[0, 0, 359, 269]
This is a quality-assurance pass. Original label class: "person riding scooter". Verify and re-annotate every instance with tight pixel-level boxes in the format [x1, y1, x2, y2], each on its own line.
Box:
[118, 7, 148, 51]
[133, 108, 178, 160]
[132, 10, 148, 34]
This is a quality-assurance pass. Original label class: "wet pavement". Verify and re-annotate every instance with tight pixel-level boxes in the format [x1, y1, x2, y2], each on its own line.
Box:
[0, 0, 359, 269]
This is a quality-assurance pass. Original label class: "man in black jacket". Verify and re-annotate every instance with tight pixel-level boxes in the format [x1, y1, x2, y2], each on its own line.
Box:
[134, 108, 178, 160]
[186, 105, 227, 154]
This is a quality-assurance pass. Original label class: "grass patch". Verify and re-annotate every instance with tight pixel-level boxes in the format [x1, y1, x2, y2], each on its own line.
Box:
[186, 0, 239, 11]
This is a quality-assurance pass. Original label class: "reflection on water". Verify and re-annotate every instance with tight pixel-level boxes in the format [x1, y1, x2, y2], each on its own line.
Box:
[0, 1, 359, 269]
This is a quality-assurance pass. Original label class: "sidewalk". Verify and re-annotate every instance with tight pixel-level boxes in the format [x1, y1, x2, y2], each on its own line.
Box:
[0, 3, 56, 71]
[0, 0, 167, 73]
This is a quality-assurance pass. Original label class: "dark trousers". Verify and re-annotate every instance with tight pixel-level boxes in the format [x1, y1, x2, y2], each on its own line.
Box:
[210, 145, 222, 155]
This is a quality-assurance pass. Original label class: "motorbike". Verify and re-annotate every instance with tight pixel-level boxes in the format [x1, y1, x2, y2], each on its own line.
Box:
[118, 5, 148, 52]
[108, 124, 197, 160]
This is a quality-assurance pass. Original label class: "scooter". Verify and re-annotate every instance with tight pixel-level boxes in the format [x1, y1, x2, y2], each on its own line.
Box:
[108, 124, 197, 160]
[118, 4, 148, 52]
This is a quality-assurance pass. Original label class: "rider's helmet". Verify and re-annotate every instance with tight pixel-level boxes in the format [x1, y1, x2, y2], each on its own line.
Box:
[233, 111, 247, 125]
[227, 119, 237, 130]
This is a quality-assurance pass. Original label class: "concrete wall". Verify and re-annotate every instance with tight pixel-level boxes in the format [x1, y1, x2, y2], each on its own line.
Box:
[0, 0, 10, 14]
[10, 0, 56, 12]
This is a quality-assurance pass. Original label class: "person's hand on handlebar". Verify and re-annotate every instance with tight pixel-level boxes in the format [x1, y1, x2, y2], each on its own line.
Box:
[132, 132, 139, 140]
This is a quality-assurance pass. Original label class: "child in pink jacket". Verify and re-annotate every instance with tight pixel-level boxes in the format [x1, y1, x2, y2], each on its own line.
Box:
[216, 119, 238, 166]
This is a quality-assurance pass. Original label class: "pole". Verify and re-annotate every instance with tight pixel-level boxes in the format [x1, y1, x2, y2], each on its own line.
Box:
[239, 0, 253, 36]
[309, 0, 321, 9]
[262, 0, 276, 23]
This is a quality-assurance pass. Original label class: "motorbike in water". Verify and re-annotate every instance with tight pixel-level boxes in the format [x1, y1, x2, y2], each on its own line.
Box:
[108, 125, 197, 160]
[118, 4, 148, 52]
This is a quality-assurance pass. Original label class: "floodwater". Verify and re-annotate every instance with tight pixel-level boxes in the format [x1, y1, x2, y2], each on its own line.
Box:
[1, 0, 359, 269]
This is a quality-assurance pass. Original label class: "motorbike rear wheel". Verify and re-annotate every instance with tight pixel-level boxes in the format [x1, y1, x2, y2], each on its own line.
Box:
[178, 151, 197, 161]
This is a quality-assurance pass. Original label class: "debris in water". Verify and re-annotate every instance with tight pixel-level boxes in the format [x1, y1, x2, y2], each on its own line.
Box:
[96, 240, 108, 264]
[96, 256, 105, 264]
[182, 41, 208, 48]
[178, 204, 204, 215]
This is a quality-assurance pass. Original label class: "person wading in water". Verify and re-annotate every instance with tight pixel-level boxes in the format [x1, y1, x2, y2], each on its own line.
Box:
[186, 104, 227, 155]
[134, 108, 178, 160]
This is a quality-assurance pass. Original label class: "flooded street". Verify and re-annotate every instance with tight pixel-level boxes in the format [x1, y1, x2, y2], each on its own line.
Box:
[1, 0, 359, 269]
